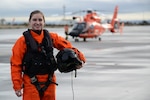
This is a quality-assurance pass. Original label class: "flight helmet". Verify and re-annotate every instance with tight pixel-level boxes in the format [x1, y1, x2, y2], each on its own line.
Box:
[56, 48, 82, 73]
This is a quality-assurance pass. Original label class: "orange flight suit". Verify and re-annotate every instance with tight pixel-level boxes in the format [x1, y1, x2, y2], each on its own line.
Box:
[10, 30, 85, 100]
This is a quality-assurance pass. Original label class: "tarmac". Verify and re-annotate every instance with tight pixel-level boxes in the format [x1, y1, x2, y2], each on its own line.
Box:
[0, 26, 150, 100]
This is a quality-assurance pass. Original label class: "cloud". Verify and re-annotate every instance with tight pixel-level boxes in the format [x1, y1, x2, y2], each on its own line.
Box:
[0, 0, 150, 22]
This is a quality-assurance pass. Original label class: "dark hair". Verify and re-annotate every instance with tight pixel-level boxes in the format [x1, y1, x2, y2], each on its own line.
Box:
[29, 10, 45, 22]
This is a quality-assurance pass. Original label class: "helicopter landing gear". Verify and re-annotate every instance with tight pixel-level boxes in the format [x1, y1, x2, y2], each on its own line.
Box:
[83, 38, 86, 42]
[75, 38, 79, 42]
[98, 37, 101, 41]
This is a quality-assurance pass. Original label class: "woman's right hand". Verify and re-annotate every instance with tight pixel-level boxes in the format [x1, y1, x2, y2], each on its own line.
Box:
[15, 90, 22, 97]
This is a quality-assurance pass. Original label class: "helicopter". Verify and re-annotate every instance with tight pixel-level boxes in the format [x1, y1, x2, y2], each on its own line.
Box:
[68, 5, 124, 42]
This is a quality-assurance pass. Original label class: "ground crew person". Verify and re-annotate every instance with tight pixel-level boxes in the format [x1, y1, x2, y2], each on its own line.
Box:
[10, 10, 86, 100]
[64, 24, 69, 40]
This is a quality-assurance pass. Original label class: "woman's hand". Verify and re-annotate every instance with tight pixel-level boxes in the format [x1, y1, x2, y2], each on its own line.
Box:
[76, 61, 84, 69]
[15, 90, 22, 97]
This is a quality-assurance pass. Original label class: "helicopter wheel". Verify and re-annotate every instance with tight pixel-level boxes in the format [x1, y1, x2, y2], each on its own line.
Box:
[83, 38, 86, 42]
[75, 38, 79, 42]
[98, 37, 101, 41]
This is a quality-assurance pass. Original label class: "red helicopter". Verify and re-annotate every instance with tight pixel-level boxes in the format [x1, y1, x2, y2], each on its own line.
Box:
[68, 5, 124, 42]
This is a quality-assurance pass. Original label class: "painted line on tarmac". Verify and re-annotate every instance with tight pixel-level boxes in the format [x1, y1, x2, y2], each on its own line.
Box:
[86, 62, 150, 67]
[84, 45, 150, 55]
[0, 63, 10, 65]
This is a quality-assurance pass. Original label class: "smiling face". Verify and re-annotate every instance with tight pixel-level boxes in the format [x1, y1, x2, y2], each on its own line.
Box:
[29, 10, 45, 31]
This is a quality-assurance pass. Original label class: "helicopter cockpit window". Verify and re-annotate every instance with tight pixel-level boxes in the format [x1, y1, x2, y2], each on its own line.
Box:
[89, 24, 94, 29]
[72, 23, 86, 30]
[72, 23, 78, 29]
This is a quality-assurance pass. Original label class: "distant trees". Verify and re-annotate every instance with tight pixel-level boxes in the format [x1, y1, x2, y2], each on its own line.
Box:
[0, 18, 6, 25]
[124, 20, 150, 26]
[140, 20, 149, 25]
[0, 18, 150, 26]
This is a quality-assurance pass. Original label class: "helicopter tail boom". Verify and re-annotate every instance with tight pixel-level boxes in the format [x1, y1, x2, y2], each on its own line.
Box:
[109, 5, 120, 33]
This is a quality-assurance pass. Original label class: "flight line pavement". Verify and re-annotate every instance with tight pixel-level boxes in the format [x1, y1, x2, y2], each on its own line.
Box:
[0, 26, 150, 100]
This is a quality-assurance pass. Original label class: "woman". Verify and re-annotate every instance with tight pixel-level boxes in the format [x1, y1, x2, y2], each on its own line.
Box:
[10, 10, 85, 100]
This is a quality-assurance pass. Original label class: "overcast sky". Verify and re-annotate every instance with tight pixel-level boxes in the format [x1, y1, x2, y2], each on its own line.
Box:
[0, 0, 150, 22]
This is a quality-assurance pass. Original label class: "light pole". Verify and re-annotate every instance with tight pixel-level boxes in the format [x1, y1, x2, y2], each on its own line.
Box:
[63, 5, 66, 20]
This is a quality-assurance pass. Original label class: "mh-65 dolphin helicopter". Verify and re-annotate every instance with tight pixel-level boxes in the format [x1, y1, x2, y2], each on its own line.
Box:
[68, 5, 124, 42]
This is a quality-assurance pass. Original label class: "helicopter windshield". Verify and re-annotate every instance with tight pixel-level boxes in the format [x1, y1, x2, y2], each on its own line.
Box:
[72, 22, 86, 30]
